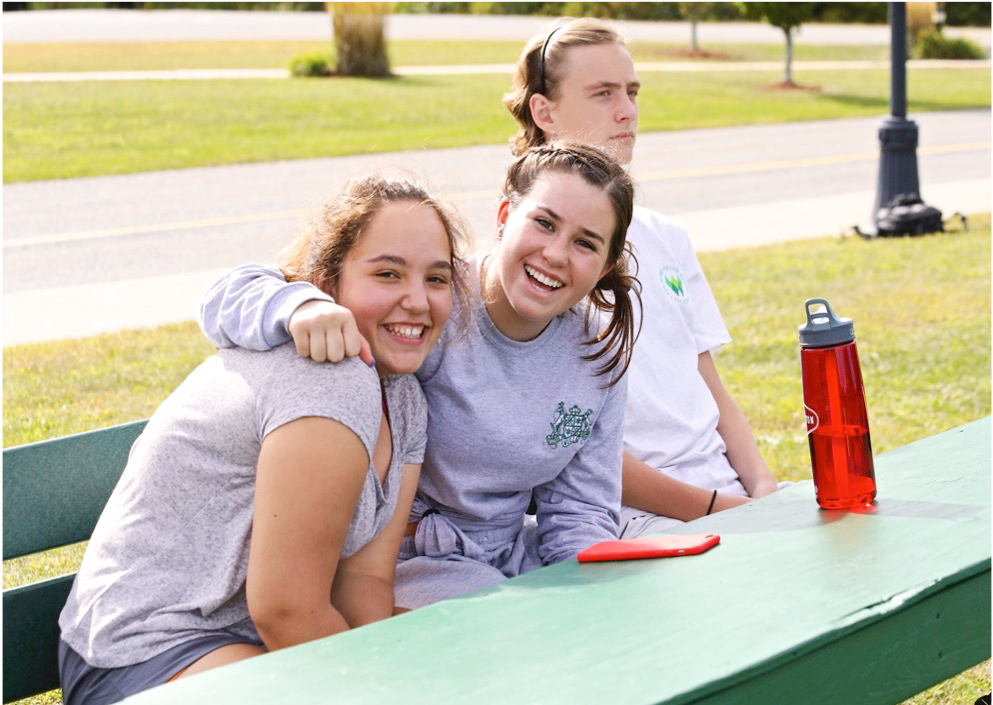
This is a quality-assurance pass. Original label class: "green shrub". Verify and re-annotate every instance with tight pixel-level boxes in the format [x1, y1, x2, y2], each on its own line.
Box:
[289, 51, 333, 77]
[915, 30, 987, 60]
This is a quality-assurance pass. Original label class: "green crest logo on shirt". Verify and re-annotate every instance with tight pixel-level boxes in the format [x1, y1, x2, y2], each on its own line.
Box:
[660, 265, 690, 305]
[546, 402, 593, 448]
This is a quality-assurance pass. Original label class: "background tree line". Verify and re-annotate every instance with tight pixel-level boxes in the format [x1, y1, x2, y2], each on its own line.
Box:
[3, 1, 991, 27]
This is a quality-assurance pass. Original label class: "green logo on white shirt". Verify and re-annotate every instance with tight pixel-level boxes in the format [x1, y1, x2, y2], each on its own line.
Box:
[546, 402, 592, 448]
[660, 265, 689, 304]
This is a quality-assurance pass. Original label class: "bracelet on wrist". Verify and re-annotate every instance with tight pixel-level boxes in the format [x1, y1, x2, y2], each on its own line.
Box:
[706, 489, 718, 516]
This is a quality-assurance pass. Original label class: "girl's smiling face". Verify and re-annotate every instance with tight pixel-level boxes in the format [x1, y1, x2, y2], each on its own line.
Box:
[333, 201, 454, 376]
[484, 169, 615, 342]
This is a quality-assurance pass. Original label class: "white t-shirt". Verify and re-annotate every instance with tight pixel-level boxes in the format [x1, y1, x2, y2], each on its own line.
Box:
[622, 206, 746, 496]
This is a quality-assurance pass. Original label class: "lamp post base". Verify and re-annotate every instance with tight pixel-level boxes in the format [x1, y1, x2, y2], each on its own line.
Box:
[864, 116, 943, 237]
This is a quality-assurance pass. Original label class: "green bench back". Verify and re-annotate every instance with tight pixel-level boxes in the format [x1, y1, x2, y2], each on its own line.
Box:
[3, 420, 147, 703]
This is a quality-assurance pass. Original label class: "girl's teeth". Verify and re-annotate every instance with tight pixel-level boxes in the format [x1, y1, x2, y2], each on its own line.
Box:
[525, 265, 563, 289]
[387, 325, 423, 339]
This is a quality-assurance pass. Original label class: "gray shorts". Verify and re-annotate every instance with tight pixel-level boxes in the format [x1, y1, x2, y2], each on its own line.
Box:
[59, 633, 263, 705]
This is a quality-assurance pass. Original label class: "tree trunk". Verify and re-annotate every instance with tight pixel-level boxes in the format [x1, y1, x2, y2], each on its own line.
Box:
[329, 2, 391, 78]
[783, 28, 794, 84]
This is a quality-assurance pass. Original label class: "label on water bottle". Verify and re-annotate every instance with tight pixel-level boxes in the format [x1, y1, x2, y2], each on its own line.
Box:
[804, 404, 819, 434]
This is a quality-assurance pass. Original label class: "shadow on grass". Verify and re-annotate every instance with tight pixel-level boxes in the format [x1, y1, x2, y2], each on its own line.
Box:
[817, 91, 990, 112]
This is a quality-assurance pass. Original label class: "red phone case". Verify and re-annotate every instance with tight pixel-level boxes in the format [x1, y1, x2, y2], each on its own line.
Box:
[577, 533, 720, 563]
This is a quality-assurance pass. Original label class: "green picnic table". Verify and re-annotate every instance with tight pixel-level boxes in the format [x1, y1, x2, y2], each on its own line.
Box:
[123, 417, 991, 705]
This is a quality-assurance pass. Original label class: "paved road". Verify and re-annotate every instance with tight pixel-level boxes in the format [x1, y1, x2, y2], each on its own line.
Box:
[4, 109, 989, 345]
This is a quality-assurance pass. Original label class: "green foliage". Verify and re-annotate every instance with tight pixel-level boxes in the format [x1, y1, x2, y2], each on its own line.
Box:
[742, 2, 817, 33]
[679, 1, 712, 22]
[394, 1, 470, 13]
[558, 2, 611, 19]
[559, 2, 683, 20]
[945, 2, 993, 27]
[813, 2, 887, 24]
[289, 51, 333, 76]
[465, 1, 543, 14]
[915, 30, 987, 60]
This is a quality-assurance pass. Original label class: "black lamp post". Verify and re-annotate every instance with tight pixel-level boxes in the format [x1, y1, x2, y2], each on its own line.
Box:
[863, 2, 946, 237]
[872, 2, 922, 225]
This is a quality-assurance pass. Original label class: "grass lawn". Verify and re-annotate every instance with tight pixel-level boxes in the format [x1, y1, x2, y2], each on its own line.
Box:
[4, 218, 990, 704]
[3, 64, 989, 182]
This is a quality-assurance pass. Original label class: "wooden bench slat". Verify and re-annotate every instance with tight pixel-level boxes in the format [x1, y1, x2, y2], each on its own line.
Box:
[3, 420, 146, 560]
[3, 574, 75, 703]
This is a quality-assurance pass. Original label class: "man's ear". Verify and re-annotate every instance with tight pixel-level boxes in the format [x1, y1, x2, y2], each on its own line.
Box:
[528, 92, 556, 134]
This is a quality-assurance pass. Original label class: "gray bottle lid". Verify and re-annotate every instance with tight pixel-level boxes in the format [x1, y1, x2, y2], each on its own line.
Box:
[798, 298, 855, 347]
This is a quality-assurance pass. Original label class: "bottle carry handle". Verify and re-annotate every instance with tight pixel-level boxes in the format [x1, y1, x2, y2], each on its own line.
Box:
[804, 298, 839, 328]
[799, 298, 855, 347]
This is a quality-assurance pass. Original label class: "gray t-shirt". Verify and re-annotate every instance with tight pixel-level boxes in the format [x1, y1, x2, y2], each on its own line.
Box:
[59, 343, 426, 668]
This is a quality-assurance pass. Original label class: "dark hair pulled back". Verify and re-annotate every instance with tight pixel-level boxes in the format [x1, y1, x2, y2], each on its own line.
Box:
[503, 142, 642, 384]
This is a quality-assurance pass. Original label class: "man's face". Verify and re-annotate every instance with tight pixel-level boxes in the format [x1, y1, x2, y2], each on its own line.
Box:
[544, 42, 640, 165]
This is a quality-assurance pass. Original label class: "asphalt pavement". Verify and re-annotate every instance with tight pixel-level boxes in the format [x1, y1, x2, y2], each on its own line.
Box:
[4, 110, 989, 346]
[2, 10, 991, 345]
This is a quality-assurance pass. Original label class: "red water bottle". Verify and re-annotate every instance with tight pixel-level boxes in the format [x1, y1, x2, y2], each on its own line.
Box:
[798, 298, 876, 509]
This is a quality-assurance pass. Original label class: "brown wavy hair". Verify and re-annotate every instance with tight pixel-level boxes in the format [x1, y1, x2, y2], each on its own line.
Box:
[502, 143, 642, 384]
[278, 172, 470, 312]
